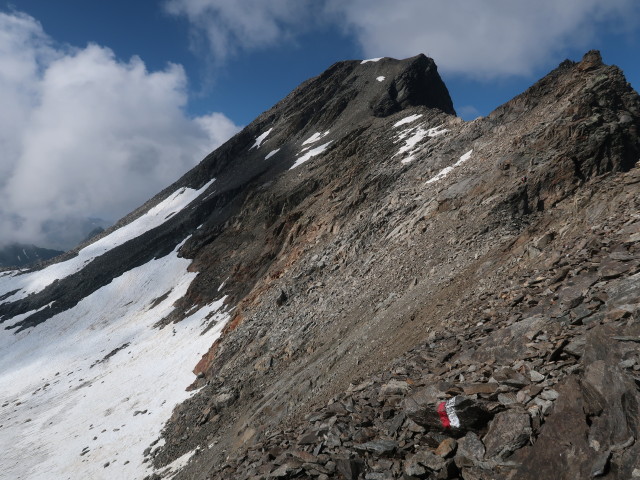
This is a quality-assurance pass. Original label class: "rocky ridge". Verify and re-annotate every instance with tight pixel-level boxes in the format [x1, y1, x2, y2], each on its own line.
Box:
[1, 50, 639, 480]
[209, 165, 640, 479]
[146, 51, 640, 479]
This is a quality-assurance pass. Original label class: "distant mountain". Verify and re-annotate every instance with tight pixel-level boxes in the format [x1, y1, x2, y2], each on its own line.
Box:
[40, 216, 111, 251]
[0, 243, 63, 268]
[1, 51, 639, 480]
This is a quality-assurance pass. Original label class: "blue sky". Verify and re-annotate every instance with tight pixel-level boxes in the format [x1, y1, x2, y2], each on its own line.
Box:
[1, 0, 639, 248]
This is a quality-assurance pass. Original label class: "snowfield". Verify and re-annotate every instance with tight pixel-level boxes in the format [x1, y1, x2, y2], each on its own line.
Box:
[0, 240, 230, 480]
[0, 180, 214, 305]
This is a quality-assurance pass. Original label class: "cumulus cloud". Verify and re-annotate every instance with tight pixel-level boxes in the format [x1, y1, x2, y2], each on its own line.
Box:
[0, 11, 240, 250]
[164, 0, 314, 62]
[167, 0, 638, 78]
[327, 0, 639, 77]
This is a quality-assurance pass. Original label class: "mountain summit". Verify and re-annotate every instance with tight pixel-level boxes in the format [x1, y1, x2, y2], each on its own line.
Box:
[1, 51, 639, 480]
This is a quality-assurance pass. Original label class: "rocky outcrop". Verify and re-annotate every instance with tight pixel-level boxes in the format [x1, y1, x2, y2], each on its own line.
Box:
[199, 166, 640, 479]
[147, 51, 640, 479]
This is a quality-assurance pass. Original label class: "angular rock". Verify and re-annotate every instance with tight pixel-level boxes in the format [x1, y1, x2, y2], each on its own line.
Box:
[599, 260, 630, 280]
[353, 439, 398, 456]
[335, 457, 364, 480]
[435, 437, 457, 458]
[492, 368, 529, 388]
[454, 432, 485, 468]
[404, 392, 496, 435]
[413, 449, 446, 472]
[482, 409, 531, 459]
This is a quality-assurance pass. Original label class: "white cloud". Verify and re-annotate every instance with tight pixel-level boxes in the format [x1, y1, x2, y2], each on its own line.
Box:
[0, 11, 240, 250]
[326, 0, 639, 77]
[164, 0, 314, 62]
[167, 0, 638, 78]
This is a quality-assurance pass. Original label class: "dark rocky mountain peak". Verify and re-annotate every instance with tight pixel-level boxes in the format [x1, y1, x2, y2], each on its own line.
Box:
[1, 52, 640, 480]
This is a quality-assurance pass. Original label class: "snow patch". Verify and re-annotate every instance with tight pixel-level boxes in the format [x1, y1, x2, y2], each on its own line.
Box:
[265, 148, 280, 160]
[425, 149, 474, 184]
[290, 142, 332, 170]
[250, 128, 272, 149]
[0, 180, 214, 305]
[426, 125, 448, 137]
[302, 131, 330, 146]
[376, 76, 385, 82]
[361, 57, 383, 64]
[393, 114, 423, 128]
[394, 123, 449, 164]
[0, 242, 230, 480]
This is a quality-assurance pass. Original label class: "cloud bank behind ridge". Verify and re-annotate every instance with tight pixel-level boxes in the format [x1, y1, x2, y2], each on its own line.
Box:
[168, 0, 638, 78]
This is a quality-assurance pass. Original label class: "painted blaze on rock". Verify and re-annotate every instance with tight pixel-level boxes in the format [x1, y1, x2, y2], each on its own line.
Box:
[404, 392, 497, 435]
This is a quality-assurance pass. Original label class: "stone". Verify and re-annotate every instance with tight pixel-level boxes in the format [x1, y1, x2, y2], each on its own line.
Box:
[403, 458, 426, 477]
[435, 437, 457, 457]
[404, 392, 496, 434]
[365, 473, 393, 480]
[297, 430, 321, 445]
[493, 367, 529, 388]
[529, 370, 545, 382]
[454, 432, 485, 468]
[540, 388, 559, 401]
[335, 457, 364, 480]
[599, 260, 630, 280]
[353, 439, 398, 456]
[620, 358, 637, 369]
[414, 450, 446, 471]
[482, 409, 532, 459]
[379, 379, 411, 397]
[591, 450, 611, 477]
[462, 383, 499, 395]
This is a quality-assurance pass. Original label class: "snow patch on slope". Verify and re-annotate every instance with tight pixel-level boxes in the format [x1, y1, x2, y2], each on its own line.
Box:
[0, 241, 230, 480]
[425, 149, 474, 184]
[393, 114, 423, 128]
[250, 128, 273, 149]
[376, 76, 385, 82]
[265, 148, 280, 160]
[302, 131, 330, 146]
[0, 180, 214, 305]
[361, 58, 382, 64]
[394, 123, 449, 164]
[291, 142, 332, 170]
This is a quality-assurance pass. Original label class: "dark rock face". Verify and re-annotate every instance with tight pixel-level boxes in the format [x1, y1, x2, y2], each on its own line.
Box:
[3, 50, 640, 480]
[370, 54, 455, 117]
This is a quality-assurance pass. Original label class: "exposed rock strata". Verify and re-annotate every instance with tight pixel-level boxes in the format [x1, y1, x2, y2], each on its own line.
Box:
[151, 51, 639, 479]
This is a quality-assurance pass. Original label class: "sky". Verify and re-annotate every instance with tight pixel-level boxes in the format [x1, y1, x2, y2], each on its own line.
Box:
[1, 0, 639, 250]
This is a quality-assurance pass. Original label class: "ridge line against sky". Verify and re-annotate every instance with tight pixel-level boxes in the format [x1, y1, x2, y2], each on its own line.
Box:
[1, 0, 639, 250]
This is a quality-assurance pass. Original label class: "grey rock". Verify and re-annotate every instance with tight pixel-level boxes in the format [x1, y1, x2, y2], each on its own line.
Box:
[353, 439, 398, 456]
[482, 409, 531, 459]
